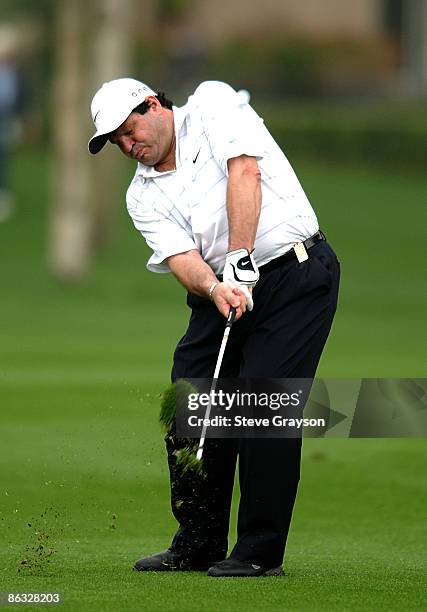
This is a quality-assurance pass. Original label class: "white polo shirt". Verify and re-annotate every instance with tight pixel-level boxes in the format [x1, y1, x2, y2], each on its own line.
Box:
[126, 81, 318, 274]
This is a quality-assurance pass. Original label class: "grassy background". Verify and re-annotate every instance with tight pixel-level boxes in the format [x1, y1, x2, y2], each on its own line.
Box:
[0, 150, 426, 610]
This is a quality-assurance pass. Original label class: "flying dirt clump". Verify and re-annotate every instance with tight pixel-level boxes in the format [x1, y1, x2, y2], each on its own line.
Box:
[18, 508, 61, 574]
[159, 380, 205, 476]
[109, 513, 118, 529]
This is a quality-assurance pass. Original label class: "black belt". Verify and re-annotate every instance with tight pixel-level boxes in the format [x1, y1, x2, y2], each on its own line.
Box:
[258, 230, 326, 274]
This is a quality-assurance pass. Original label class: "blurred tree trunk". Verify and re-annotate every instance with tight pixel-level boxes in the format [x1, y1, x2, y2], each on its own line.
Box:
[49, 0, 135, 281]
[88, 0, 136, 250]
[49, 0, 92, 281]
[401, 0, 427, 95]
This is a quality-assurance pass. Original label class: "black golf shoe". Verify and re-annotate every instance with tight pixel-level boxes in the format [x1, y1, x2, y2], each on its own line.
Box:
[208, 558, 283, 577]
[133, 549, 223, 572]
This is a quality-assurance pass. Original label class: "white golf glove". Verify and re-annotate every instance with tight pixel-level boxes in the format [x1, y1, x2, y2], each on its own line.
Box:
[223, 248, 259, 311]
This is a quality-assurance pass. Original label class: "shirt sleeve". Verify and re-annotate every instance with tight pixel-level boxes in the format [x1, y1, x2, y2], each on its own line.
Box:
[194, 81, 268, 175]
[127, 188, 198, 274]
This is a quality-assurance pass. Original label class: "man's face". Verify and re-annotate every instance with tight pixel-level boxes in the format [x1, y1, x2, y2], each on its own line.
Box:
[109, 98, 172, 166]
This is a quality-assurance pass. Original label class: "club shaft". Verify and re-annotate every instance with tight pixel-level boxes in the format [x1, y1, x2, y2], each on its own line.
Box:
[197, 307, 236, 460]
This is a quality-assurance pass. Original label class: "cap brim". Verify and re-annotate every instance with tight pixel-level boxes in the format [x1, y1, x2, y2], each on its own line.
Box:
[88, 132, 110, 155]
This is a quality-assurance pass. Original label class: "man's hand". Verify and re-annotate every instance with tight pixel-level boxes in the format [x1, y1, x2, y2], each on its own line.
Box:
[222, 248, 259, 311]
[211, 282, 248, 321]
[166, 250, 248, 321]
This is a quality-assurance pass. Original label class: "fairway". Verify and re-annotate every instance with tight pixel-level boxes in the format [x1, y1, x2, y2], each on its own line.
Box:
[0, 151, 426, 610]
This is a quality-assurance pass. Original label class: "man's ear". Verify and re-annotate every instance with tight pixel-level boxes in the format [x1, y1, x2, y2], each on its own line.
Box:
[146, 95, 160, 110]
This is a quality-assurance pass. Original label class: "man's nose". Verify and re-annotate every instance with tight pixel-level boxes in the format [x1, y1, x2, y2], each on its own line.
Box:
[119, 136, 133, 155]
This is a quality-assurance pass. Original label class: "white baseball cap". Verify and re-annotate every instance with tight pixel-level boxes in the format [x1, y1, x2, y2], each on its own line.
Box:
[88, 78, 156, 154]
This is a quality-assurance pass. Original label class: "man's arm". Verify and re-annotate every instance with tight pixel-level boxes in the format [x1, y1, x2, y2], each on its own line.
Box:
[167, 155, 261, 319]
[222, 155, 261, 310]
[227, 155, 261, 251]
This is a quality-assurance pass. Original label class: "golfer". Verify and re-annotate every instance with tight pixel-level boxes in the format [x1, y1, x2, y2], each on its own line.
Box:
[88, 79, 340, 577]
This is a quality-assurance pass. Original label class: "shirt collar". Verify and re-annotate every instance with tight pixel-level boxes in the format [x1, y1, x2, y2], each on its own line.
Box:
[136, 104, 187, 179]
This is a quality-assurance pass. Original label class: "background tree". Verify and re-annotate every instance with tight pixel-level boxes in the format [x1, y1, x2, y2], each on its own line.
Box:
[87, 0, 136, 251]
[49, 0, 136, 281]
[49, 0, 91, 281]
[401, 0, 427, 95]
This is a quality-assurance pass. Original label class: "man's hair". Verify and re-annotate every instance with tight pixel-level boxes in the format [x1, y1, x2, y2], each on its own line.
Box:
[133, 91, 174, 114]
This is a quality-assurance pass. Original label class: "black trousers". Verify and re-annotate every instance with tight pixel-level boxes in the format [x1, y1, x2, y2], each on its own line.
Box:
[167, 241, 340, 567]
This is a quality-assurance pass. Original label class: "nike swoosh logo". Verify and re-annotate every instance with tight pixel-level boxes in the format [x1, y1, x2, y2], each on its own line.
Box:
[252, 564, 261, 570]
[94, 110, 100, 123]
[237, 256, 253, 271]
[193, 149, 201, 164]
[230, 264, 241, 282]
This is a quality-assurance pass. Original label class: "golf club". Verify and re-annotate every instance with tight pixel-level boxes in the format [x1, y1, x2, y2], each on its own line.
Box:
[196, 306, 237, 461]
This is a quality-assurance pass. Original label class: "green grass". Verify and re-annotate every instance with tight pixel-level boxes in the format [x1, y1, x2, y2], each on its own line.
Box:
[1, 397, 425, 610]
[0, 150, 426, 610]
